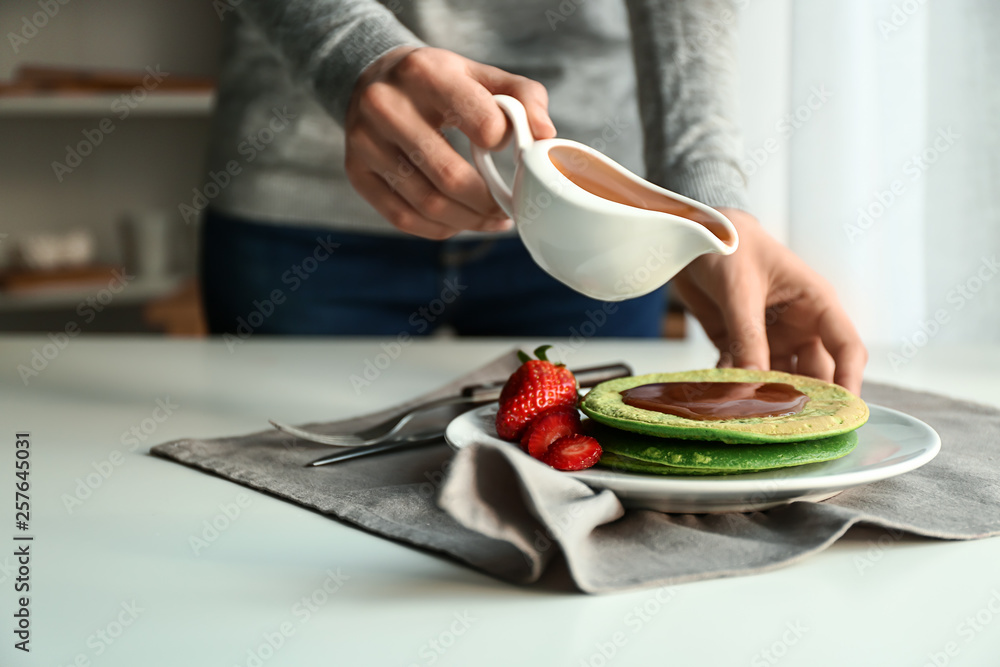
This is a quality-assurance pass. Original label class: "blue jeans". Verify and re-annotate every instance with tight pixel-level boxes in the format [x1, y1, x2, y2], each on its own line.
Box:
[199, 208, 666, 337]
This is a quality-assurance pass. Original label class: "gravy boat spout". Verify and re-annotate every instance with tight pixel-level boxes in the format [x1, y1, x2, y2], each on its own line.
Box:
[471, 95, 739, 302]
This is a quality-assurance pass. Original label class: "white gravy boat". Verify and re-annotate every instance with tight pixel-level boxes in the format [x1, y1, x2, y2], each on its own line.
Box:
[471, 95, 739, 301]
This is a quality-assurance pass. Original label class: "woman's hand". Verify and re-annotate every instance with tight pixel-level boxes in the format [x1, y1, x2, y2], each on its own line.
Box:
[672, 208, 868, 395]
[345, 47, 556, 240]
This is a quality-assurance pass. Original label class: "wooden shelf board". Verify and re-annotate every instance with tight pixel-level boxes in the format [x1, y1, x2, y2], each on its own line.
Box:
[0, 92, 214, 117]
[0, 275, 185, 312]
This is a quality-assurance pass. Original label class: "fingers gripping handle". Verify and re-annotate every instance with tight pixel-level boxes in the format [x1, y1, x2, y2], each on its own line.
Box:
[471, 94, 534, 219]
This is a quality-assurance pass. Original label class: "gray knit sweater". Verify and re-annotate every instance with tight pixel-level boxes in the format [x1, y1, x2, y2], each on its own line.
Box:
[201, 0, 748, 235]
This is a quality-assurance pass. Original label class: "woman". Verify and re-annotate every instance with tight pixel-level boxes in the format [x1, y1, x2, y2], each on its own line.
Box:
[197, 0, 866, 394]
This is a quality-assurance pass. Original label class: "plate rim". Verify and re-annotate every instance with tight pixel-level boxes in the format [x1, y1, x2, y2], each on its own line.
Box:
[444, 403, 941, 495]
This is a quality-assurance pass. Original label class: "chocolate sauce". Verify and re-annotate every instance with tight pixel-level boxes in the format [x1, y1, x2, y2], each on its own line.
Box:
[619, 382, 809, 421]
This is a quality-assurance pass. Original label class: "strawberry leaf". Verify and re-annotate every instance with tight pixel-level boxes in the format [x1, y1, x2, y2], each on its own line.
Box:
[533, 344, 553, 362]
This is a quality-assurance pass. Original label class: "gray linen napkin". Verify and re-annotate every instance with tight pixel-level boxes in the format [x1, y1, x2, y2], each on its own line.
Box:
[151, 350, 1000, 594]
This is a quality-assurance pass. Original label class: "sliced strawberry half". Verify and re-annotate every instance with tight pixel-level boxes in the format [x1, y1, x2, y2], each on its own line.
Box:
[543, 435, 603, 471]
[521, 408, 582, 459]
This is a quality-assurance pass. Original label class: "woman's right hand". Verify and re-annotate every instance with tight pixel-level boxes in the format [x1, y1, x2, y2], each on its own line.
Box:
[344, 46, 557, 239]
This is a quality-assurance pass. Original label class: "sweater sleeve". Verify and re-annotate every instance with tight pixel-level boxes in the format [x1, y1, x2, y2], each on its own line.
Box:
[234, 0, 427, 125]
[625, 0, 750, 213]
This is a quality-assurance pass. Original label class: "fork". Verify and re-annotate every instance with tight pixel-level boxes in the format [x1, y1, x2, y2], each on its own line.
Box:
[268, 394, 489, 447]
[269, 362, 632, 449]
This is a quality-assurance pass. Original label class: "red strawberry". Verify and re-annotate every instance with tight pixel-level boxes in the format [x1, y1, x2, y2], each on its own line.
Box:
[520, 408, 582, 458]
[543, 435, 603, 471]
[495, 345, 578, 441]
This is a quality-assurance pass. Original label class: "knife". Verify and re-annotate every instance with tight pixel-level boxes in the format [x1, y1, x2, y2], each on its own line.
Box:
[306, 432, 445, 466]
[305, 361, 632, 467]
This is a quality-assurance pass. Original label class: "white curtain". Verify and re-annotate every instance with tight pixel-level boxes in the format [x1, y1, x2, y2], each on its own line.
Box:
[741, 0, 1000, 350]
[923, 0, 1000, 342]
[782, 0, 1000, 347]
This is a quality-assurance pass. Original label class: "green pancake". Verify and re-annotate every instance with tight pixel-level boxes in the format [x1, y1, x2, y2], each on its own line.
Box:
[589, 420, 859, 475]
[581, 368, 869, 444]
[598, 452, 760, 476]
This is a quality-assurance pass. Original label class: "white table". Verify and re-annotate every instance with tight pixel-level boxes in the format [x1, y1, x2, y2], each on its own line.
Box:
[2, 335, 999, 667]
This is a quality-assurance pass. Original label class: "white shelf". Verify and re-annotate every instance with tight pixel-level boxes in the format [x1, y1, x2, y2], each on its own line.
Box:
[0, 92, 214, 117]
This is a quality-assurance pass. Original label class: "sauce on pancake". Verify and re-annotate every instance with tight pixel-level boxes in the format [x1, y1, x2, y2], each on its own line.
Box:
[619, 382, 809, 421]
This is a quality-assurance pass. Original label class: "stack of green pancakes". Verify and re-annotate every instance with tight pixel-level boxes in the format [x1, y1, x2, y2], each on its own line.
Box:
[580, 368, 870, 476]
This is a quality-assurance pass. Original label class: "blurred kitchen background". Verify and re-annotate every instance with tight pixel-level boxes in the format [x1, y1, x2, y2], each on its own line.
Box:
[0, 0, 996, 344]
[0, 0, 219, 334]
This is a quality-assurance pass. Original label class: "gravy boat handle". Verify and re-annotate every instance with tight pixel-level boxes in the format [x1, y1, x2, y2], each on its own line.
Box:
[471, 94, 535, 218]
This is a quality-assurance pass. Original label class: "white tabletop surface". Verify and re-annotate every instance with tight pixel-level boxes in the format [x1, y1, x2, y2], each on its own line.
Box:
[2, 334, 999, 667]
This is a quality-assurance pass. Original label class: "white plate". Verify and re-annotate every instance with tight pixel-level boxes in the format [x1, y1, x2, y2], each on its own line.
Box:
[445, 404, 941, 514]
